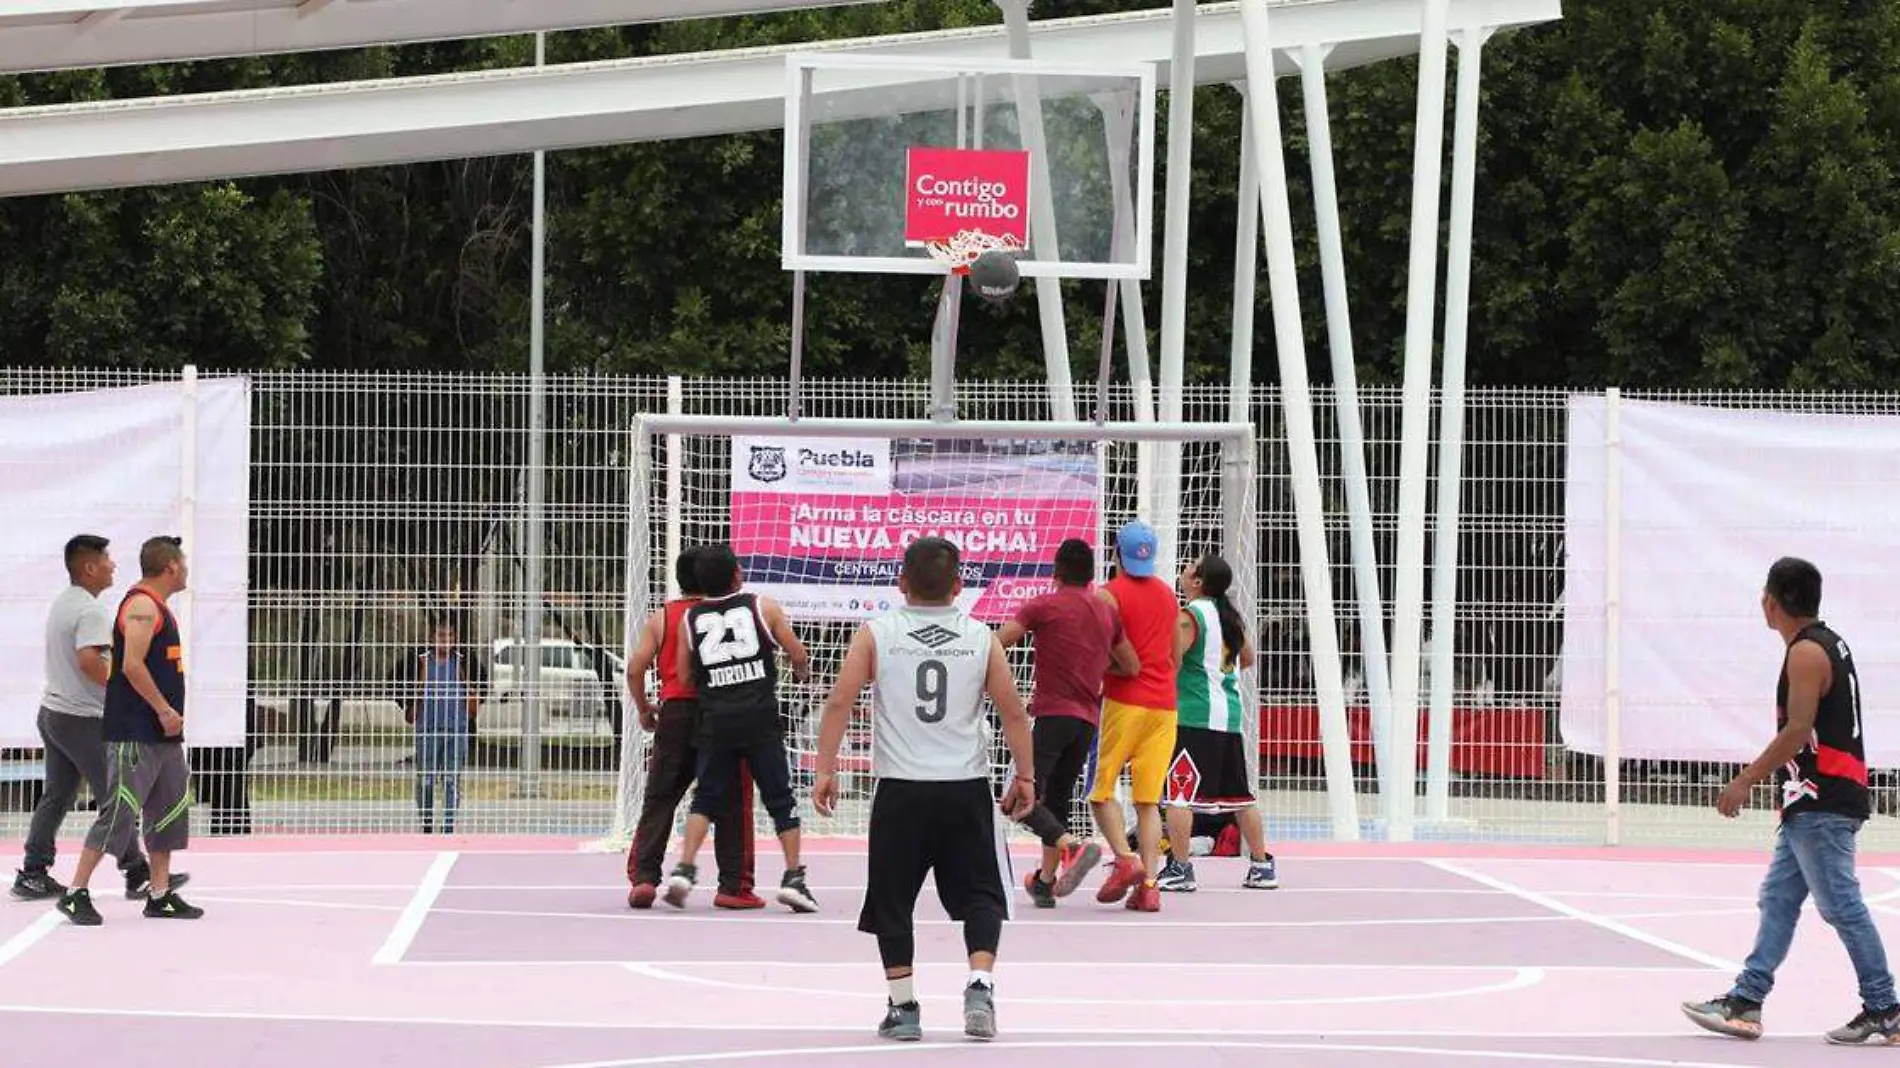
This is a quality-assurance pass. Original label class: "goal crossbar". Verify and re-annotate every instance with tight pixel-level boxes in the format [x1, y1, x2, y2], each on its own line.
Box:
[634, 414, 1255, 445]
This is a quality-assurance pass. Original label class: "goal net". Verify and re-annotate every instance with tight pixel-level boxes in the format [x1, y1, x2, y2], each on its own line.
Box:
[596, 416, 1257, 848]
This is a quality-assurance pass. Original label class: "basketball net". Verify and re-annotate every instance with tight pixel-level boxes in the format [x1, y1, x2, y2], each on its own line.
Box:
[922, 229, 1027, 276]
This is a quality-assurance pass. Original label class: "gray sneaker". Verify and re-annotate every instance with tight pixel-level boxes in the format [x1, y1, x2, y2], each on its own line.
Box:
[1681, 995, 1762, 1040]
[963, 981, 996, 1041]
[877, 1001, 921, 1042]
[1826, 1005, 1900, 1046]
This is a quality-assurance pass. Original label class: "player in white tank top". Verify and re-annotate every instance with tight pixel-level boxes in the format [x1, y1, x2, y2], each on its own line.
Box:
[812, 537, 1038, 1044]
[864, 606, 994, 782]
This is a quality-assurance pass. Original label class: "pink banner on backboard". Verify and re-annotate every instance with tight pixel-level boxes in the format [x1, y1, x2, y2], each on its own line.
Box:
[903, 147, 1032, 247]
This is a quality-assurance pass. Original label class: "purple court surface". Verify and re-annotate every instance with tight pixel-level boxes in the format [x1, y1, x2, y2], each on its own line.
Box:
[4, 837, 1899, 1067]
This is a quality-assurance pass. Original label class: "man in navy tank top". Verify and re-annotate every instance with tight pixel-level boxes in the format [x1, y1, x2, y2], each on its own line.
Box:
[1684, 557, 1899, 1045]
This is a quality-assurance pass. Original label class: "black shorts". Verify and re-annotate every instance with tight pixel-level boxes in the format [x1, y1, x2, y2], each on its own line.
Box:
[858, 778, 1012, 937]
[1163, 726, 1254, 813]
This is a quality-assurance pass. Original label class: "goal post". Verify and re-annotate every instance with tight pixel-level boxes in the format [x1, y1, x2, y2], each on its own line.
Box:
[594, 415, 1273, 852]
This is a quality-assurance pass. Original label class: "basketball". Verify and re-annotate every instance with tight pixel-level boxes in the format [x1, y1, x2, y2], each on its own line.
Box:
[969, 249, 1021, 303]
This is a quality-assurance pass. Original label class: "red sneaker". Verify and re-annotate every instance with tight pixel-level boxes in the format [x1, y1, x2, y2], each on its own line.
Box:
[1125, 880, 1161, 913]
[1095, 854, 1145, 904]
[627, 883, 657, 910]
[714, 890, 767, 910]
[1052, 841, 1103, 898]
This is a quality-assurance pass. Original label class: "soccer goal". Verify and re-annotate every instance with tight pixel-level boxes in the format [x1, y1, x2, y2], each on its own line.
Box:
[595, 415, 1257, 849]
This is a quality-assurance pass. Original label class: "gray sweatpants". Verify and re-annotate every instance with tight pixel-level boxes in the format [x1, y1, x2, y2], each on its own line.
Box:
[85, 742, 192, 855]
[23, 708, 143, 874]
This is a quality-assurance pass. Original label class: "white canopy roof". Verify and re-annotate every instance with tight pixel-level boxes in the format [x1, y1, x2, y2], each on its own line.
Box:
[0, 0, 884, 73]
[0, 0, 1560, 198]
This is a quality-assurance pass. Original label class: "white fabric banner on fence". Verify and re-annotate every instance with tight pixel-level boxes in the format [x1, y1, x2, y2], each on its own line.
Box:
[1562, 395, 1900, 766]
[0, 378, 251, 748]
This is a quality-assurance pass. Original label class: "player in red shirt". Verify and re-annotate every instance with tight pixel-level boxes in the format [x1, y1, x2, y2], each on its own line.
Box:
[998, 539, 1138, 908]
[624, 547, 758, 909]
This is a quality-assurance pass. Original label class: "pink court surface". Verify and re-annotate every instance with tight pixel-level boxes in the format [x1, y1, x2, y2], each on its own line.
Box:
[5, 837, 1900, 1067]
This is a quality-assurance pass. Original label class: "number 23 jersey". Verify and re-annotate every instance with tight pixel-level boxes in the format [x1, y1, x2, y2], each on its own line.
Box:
[1776, 620, 1870, 819]
[867, 605, 993, 782]
[687, 592, 781, 746]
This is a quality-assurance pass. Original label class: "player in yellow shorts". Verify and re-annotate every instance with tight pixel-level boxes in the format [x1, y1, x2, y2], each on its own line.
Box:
[1085, 521, 1181, 912]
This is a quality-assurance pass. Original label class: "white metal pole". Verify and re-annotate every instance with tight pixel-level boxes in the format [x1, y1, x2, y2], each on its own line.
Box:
[1603, 387, 1623, 846]
[1239, 0, 1359, 841]
[998, 0, 1077, 423]
[523, 28, 549, 796]
[1387, 0, 1452, 842]
[1153, 0, 1196, 566]
[1228, 82, 1258, 427]
[664, 375, 684, 600]
[1101, 91, 1158, 511]
[1425, 28, 1491, 822]
[1298, 43, 1396, 812]
[177, 364, 198, 679]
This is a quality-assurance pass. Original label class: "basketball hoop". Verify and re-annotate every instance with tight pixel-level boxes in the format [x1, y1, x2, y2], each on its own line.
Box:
[923, 229, 1027, 276]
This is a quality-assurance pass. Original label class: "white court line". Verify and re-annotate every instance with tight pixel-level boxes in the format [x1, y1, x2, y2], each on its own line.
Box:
[421, 905, 1607, 929]
[396, 958, 1720, 972]
[0, 1001, 1827, 1039]
[534, 1039, 1810, 1068]
[188, 895, 406, 913]
[0, 914, 64, 969]
[1426, 859, 1739, 972]
[620, 960, 1548, 1007]
[371, 851, 458, 966]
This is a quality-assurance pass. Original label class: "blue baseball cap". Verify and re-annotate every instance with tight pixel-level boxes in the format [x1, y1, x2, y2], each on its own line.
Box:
[1116, 520, 1160, 577]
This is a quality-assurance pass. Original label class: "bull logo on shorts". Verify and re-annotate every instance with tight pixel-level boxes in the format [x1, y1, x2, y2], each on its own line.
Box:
[1166, 750, 1201, 806]
[748, 446, 788, 483]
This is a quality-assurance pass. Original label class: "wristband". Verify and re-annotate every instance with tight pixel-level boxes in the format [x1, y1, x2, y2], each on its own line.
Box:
[1014, 774, 1035, 785]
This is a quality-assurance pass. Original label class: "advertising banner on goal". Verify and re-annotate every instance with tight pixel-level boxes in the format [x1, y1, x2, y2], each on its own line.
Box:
[729, 436, 1100, 623]
[1561, 394, 1900, 766]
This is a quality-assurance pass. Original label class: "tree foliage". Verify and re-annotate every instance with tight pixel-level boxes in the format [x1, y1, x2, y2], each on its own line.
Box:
[0, 0, 1897, 388]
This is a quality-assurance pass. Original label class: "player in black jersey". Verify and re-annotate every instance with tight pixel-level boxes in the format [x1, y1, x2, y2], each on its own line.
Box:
[1684, 558, 1900, 1046]
[662, 544, 818, 913]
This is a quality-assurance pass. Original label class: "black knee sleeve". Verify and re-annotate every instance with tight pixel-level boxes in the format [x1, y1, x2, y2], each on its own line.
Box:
[878, 933, 916, 972]
[963, 906, 1003, 958]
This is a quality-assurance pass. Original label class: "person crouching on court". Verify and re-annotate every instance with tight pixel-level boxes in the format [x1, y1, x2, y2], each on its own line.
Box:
[1155, 553, 1278, 893]
[662, 545, 817, 913]
[625, 546, 761, 910]
[56, 536, 202, 924]
[812, 537, 1037, 1042]
[997, 537, 1138, 908]
[406, 619, 481, 835]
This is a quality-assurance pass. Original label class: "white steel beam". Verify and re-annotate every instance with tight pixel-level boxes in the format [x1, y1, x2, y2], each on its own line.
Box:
[0, 0, 887, 74]
[0, 0, 1559, 198]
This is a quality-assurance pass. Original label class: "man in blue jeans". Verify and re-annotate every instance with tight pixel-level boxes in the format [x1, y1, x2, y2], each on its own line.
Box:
[1683, 557, 1900, 1046]
[407, 619, 481, 835]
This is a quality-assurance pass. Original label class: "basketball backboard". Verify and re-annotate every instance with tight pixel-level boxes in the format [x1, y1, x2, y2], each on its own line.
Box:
[782, 53, 1156, 281]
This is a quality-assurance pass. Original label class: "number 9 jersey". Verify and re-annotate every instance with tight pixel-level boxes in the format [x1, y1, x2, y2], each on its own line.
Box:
[867, 605, 994, 782]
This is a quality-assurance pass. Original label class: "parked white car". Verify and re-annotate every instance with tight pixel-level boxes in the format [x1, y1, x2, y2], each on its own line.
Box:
[483, 638, 625, 739]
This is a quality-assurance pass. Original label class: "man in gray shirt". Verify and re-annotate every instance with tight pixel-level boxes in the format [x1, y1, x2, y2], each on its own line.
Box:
[11, 535, 185, 901]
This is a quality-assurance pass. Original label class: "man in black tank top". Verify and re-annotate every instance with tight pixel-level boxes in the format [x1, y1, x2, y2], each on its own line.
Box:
[55, 537, 204, 925]
[660, 545, 819, 914]
[1683, 558, 1897, 1045]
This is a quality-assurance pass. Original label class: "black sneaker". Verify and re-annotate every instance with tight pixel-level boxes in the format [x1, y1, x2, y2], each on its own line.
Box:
[877, 1001, 922, 1042]
[777, 866, 819, 914]
[125, 869, 190, 901]
[1826, 1005, 1900, 1045]
[143, 891, 205, 920]
[1681, 994, 1763, 1039]
[1022, 870, 1056, 910]
[56, 888, 102, 927]
[662, 863, 697, 909]
[12, 869, 65, 901]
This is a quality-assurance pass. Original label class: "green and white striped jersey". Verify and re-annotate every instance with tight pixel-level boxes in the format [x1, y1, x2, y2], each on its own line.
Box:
[1176, 598, 1244, 733]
